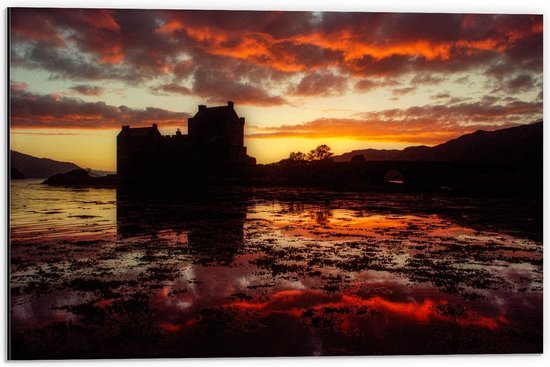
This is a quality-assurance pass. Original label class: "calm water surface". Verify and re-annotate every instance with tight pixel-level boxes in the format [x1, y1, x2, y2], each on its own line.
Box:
[9, 180, 543, 358]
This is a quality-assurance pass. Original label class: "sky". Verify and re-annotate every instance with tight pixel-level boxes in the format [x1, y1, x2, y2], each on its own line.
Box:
[8, 8, 543, 170]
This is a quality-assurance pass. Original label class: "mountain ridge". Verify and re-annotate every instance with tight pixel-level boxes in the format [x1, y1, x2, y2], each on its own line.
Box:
[10, 150, 116, 178]
[333, 121, 542, 163]
[11, 150, 81, 178]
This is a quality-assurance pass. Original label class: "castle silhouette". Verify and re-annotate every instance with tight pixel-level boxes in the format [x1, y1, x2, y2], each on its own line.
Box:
[117, 101, 256, 177]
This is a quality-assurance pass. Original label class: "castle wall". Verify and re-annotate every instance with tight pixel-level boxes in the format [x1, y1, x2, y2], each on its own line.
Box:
[117, 102, 254, 177]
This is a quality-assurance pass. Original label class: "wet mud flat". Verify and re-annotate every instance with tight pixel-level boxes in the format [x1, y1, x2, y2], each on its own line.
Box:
[9, 181, 543, 358]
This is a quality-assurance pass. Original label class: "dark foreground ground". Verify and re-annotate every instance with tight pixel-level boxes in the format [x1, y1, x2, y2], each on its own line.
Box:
[9, 181, 542, 358]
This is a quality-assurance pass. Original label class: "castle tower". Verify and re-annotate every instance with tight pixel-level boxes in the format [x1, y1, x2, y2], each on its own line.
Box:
[187, 101, 249, 164]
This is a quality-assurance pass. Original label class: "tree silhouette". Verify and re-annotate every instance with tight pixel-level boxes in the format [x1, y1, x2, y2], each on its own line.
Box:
[289, 151, 307, 161]
[307, 144, 333, 161]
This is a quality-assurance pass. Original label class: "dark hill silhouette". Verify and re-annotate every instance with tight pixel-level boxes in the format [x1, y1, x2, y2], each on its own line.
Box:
[11, 166, 25, 179]
[333, 121, 542, 163]
[11, 150, 81, 178]
[402, 121, 543, 162]
[333, 149, 402, 162]
[43, 168, 116, 186]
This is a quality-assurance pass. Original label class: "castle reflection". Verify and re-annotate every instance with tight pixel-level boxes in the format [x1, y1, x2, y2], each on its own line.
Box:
[116, 186, 250, 264]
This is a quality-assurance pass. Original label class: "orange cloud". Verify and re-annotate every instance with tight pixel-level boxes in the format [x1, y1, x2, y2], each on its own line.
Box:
[295, 32, 453, 62]
[98, 44, 124, 64]
[247, 99, 542, 145]
[167, 15, 541, 76]
[163, 23, 309, 73]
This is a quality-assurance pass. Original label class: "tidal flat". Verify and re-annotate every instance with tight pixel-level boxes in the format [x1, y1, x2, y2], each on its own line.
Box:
[9, 180, 542, 358]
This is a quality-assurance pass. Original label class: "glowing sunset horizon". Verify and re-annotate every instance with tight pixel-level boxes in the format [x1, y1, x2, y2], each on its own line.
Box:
[9, 8, 542, 170]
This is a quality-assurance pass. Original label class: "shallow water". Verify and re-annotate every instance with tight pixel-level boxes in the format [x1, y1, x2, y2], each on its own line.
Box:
[9, 180, 543, 358]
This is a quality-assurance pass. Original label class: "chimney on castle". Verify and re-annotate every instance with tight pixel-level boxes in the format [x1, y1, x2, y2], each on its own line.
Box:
[198, 105, 206, 111]
[227, 101, 234, 108]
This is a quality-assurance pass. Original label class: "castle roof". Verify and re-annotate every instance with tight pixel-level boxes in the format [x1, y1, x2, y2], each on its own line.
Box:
[118, 125, 161, 138]
[193, 101, 239, 121]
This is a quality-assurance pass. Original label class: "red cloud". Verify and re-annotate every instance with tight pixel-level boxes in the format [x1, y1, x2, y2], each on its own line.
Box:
[10, 8, 64, 44]
[10, 80, 28, 92]
[10, 89, 189, 129]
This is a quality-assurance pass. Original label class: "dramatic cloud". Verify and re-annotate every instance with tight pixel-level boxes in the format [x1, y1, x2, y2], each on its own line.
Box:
[191, 65, 287, 106]
[11, 40, 142, 82]
[10, 88, 189, 129]
[9, 9, 543, 106]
